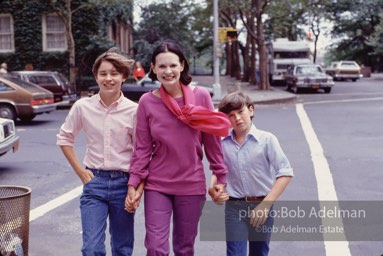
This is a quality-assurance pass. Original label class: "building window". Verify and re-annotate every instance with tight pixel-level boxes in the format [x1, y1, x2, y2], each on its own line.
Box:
[42, 14, 67, 51]
[106, 19, 133, 54]
[0, 14, 14, 52]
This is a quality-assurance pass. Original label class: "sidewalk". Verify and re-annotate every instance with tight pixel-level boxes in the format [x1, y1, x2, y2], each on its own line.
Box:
[193, 75, 297, 105]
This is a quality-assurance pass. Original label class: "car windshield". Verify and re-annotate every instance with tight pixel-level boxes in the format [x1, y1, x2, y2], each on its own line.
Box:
[296, 66, 323, 75]
[341, 62, 358, 67]
[56, 73, 69, 84]
[3, 76, 39, 89]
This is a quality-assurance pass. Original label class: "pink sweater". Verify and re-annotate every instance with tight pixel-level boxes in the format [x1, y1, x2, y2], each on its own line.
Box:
[128, 87, 227, 195]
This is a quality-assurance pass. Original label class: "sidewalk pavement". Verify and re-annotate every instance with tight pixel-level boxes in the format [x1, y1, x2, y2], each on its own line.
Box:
[193, 75, 297, 105]
[194, 72, 383, 106]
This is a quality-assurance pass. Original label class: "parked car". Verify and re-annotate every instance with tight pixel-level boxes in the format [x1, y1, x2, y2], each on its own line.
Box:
[88, 74, 214, 101]
[0, 117, 19, 157]
[0, 74, 57, 121]
[284, 64, 334, 93]
[324, 61, 362, 81]
[10, 71, 77, 106]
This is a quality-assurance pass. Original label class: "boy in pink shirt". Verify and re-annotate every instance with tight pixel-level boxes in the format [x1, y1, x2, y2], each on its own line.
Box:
[57, 48, 139, 256]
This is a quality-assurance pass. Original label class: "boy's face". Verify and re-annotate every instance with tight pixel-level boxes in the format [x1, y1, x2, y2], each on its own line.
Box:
[226, 105, 254, 135]
[96, 60, 125, 95]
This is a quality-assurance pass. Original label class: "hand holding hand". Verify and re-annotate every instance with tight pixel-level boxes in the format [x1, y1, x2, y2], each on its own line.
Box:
[208, 185, 229, 205]
[125, 185, 142, 213]
[208, 175, 229, 205]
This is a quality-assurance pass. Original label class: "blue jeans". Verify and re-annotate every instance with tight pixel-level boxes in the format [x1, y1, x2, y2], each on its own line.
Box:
[80, 169, 134, 256]
[225, 201, 274, 256]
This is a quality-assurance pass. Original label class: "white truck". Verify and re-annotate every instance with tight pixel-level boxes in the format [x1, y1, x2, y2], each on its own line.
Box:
[267, 38, 312, 85]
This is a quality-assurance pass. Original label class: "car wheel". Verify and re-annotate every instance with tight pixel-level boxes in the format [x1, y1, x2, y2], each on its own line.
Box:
[0, 104, 16, 121]
[19, 115, 36, 122]
[324, 88, 332, 93]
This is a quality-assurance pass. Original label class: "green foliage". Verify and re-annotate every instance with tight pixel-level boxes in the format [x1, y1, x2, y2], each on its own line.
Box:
[0, 0, 133, 77]
[368, 11, 383, 55]
[324, 0, 383, 70]
[134, 0, 211, 72]
[264, 0, 311, 41]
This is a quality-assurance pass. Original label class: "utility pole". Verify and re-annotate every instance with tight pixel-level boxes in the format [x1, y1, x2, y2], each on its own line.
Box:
[212, 0, 221, 101]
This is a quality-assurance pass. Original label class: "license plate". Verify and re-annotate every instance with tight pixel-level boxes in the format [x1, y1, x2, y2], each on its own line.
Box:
[312, 84, 320, 89]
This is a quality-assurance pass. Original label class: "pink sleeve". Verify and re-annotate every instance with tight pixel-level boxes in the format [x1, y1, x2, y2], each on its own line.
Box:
[198, 88, 227, 184]
[56, 103, 82, 146]
[128, 97, 152, 187]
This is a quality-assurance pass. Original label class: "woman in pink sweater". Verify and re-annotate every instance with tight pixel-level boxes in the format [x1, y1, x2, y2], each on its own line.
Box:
[126, 39, 230, 255]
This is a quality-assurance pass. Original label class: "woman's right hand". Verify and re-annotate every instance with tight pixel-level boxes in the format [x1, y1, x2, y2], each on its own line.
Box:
[125, 185, 142, 213]
[208, 175, 229, 205]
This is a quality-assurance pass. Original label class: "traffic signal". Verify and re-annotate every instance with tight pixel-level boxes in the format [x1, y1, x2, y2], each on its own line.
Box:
[218, 27, 237, 43]
[226, 28, 237, 41]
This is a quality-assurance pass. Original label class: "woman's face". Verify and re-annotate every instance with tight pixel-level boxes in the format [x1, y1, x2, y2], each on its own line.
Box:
[96, 60, 125, 95]
[151, 52, 184, 87]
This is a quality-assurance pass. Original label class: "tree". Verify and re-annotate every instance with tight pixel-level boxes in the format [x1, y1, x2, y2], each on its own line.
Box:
[235, 0, 270, 89]
[368, 11, 383, 58]
[134, 0, 202, 69]
[324, 0, 383, 70]
[48, 0, 134, 93]
[220, 0, 241, 79]
[48, 0, 77, 93]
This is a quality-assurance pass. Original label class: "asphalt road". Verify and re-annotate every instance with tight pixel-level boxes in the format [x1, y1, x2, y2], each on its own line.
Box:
[1, 77, 382, 255]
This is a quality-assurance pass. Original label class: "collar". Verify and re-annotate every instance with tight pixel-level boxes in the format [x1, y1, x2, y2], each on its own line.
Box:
[224, 123, 259, 142]
[96, 92, 124, 109]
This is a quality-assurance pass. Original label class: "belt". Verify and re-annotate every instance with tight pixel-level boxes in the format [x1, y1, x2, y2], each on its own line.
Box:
[228, 196, 266, 202]
[86, 167, 129, 178]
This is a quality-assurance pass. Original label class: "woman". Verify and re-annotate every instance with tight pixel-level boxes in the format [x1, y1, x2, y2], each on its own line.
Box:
[133, 61, 145, 82]
[126, 39, 230, 255]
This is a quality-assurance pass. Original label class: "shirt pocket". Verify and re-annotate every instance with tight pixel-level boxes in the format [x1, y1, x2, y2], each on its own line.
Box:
[111, 126, 133, 152]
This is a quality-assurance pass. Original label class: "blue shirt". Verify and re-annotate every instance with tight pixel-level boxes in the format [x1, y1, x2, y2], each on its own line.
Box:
[222, 124, 294, 198]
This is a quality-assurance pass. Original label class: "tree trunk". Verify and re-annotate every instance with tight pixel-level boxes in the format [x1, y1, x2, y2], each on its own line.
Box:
[250, 37, 257, 85]
[233, 41, 241, 79]
[256, 0, 269, 90]
[226, 42, 231, 76]
[65, 0, 77, 95]
[242, 35, 250, 82]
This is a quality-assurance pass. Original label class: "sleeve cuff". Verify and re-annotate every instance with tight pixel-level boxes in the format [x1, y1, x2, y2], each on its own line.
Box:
[216, 173, 227, 185]
[275, 168, 294, 178]
[127, 173, 142, 188]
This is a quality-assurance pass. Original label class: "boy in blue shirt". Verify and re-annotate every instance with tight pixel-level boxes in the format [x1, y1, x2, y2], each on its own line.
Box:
[217, 91, 294, 256]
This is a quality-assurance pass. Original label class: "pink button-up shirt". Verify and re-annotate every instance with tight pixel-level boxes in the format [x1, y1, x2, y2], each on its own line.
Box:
[56, 94, 137, 172]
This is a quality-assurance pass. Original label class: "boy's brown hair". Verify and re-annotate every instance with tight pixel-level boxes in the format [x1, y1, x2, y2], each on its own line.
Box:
[92, 47, 134, 79]
[218, 91, 254, 119]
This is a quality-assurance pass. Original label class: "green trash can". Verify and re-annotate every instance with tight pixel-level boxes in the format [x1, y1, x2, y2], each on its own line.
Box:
[0, 186, 31, 256]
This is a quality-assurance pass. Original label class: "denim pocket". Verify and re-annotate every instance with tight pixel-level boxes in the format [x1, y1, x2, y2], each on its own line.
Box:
[84, 175, 99, 186]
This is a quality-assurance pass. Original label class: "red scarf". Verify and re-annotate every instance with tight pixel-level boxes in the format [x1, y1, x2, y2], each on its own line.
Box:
[159, 83, 231, 137]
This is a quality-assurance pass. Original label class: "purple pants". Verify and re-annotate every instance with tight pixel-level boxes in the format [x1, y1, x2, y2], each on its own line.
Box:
[144, 190, 206, 256]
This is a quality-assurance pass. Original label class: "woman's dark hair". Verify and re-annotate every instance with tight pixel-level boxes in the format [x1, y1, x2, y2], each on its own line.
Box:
[218, 91, 254, 119]
[148, 39, 192, 85]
